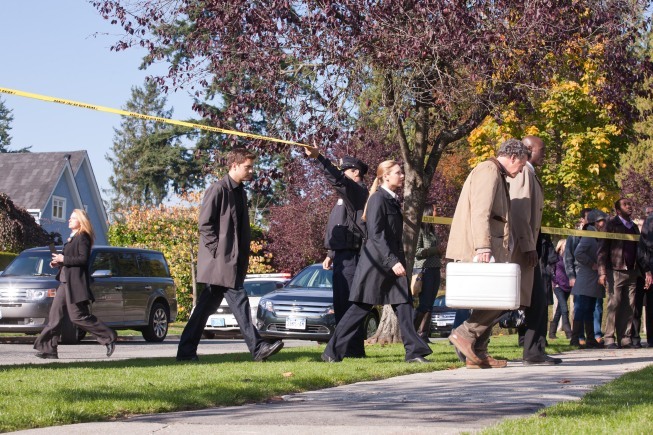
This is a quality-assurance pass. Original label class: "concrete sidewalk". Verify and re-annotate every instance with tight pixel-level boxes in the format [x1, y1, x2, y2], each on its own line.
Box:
[12, 347, 653, 435]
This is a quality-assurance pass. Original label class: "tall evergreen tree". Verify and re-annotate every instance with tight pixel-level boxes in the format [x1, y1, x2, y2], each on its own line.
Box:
[107, 80, 205, 211]
[0, 98, 30, 154]
[0, 97, 13, 152]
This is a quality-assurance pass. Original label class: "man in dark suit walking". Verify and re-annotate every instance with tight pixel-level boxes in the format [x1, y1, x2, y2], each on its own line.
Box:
[177, 147, 284, 362]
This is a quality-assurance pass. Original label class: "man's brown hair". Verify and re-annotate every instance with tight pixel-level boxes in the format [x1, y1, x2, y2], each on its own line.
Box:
[226, 147, 256, 167]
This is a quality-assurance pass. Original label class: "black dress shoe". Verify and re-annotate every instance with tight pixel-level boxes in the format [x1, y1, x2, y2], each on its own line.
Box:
[35, 352, 58, 360]
[632, 342, 642, 349]
[523, 354, 562, 365]
[406, 356, 431, 363]
[176, 355, 199, 362]
[254, 340, 284, 362]
[605, 343, 619, 349]
[106, 342, 116, 357]
[321, 353, 340, 363]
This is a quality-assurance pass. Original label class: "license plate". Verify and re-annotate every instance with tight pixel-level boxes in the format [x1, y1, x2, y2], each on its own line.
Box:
[286, 317, 306, 330]
[211, 318, 226, 327]
[436, 321, 447, 327]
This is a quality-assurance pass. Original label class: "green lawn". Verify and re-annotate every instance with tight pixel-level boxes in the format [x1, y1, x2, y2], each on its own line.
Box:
[482, 364, 653, 434]
[0, 335, 574, 432]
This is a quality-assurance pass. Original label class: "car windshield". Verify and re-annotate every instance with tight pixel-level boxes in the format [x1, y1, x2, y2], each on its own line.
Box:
[286, 266, 333, 288]
[243, 280, 281, 297]
[2, 251, 57, 277]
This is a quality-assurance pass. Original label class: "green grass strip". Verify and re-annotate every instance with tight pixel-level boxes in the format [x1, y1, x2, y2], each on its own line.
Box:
[0, 335, 572, 432]
[482, 363, 653, 435]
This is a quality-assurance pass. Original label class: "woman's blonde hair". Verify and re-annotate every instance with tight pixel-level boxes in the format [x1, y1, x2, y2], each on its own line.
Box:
[362, 160, 400, 221]
[72, 209, 95, 245]
[555, 238, 566, 254]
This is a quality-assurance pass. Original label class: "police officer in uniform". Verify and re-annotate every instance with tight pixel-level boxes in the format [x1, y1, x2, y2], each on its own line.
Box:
[305, 145, 368, 357]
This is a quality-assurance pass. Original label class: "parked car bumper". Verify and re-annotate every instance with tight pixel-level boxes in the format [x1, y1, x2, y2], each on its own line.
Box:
[257, 311, 335, 341]
[0, 300, 51, 333]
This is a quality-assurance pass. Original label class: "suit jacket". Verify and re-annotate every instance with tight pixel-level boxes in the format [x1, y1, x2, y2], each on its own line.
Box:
[597, 215, 648, 276]
[509, 163, 543, 307]
[196, 175, 251, 289]
[349, 188, 411, 305]
[57, 232, 94, 304]
[446, 159, 512, 263]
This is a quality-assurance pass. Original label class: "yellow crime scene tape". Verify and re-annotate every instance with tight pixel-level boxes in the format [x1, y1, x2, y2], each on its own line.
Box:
[0, 87, 309, 148]
[422, 216, 640, 241]
[1, 86, 641, 242]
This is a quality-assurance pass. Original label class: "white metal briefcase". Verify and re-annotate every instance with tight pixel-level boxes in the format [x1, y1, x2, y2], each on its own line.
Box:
[445, 262, 521, 310]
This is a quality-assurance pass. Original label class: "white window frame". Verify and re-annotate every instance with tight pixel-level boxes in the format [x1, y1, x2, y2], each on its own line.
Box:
[52, 196, 66, 222]
[27, 209, 41, 225]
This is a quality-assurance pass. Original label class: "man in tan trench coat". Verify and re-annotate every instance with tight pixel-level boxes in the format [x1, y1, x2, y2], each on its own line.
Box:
[447, 138, 530, 368]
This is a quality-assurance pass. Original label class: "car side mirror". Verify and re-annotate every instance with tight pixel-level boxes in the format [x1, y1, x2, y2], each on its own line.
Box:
[91, 270, 113, 278]
[275, 282, 284, 289]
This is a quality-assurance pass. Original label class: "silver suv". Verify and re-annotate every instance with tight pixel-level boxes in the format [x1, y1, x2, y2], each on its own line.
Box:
[0, 246, 177, 343]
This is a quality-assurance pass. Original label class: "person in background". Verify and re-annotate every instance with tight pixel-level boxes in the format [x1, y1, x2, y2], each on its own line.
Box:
[305, 144, 369, 357]
[598, 198, 652, 349]
[564, 207, 593, 346]
[631, 206, 653, 347]
[550, 239, 572, 339]
[571, 210, 607, 348]
[34, 209, 117, 359]
[636, 205, 653, 347]
[322, 160, 432, 363]
[413, 203, 443, 342]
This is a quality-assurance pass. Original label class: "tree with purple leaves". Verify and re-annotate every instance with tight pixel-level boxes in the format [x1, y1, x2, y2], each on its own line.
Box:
[93, 0, 650, 268]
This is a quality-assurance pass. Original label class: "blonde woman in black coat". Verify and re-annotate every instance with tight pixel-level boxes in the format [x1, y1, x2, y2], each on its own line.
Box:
[34, 209, 117, 359]
[322, 160, 433, 363]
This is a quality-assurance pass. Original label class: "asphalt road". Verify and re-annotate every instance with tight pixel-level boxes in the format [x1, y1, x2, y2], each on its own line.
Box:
[0, 334, 321, 365]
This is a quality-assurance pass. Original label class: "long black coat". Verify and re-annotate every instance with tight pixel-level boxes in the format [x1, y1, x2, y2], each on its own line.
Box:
[196, 175, 251, 289]
[56, 232, 94, 304]
[349, 188, 411, 305]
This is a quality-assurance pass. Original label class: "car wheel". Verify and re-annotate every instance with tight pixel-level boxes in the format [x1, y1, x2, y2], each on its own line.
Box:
[202, 331, 216, 339]
[141, 302, 169, 342]
[363, 312, 380, 338]
[59, 315, 87, 344]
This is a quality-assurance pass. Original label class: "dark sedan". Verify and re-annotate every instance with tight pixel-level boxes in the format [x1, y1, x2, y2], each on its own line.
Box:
[430, 295, 456, 337]
[256, 264, 380, 342]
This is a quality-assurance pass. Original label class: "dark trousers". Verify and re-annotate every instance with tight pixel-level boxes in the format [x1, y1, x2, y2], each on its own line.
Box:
[631, 277, 653, 345]
[324, 302, 432, 361]
[416, 267, 440, 312]
[332, 249, 366, 356]
[34, 283, 116, 354]
[522, 263, 548, 360]
[573, 294, 597, 322]
[177, 285, 263, 358]
[552, 287, 571, 325]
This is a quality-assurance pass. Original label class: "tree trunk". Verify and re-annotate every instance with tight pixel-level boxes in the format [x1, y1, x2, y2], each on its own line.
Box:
[367, 305, 402, 344]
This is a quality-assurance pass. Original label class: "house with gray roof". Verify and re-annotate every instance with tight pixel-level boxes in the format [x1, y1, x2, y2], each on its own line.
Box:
[0, 151, 109, 244]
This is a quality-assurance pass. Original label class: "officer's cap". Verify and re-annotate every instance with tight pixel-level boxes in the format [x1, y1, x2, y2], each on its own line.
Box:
[339, 156, 368, 176]
[587, 209, 608, 224]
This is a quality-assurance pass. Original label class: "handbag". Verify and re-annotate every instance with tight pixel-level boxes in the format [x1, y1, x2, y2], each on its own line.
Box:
[410, 271, 423, 296]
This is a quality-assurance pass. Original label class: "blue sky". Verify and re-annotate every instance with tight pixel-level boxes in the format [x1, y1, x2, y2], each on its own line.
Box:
[0, 1, 196, 200]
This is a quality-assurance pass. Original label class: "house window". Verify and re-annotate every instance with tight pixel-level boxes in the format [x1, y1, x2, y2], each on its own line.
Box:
[52, 196, 66, 221]
[27, 209, 41, 224]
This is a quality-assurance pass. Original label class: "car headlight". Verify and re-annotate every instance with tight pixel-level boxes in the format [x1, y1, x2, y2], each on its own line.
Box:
[259, 298, 274, 313]
[323, 305, 335, 315]
[26, 289, 49, 301]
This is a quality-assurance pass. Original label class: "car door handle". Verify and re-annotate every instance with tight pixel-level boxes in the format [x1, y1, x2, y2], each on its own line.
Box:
[144, 286, 152, 291]
[114, 286, 123, 291]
